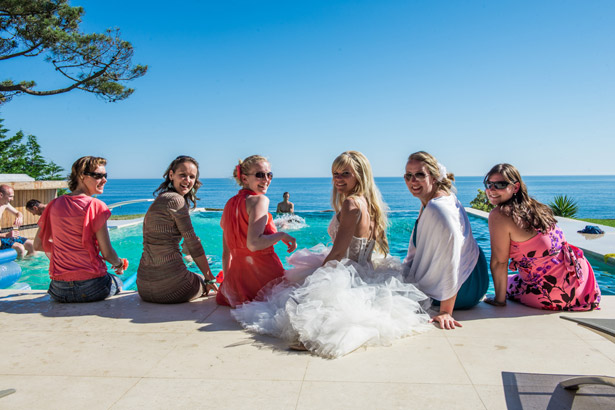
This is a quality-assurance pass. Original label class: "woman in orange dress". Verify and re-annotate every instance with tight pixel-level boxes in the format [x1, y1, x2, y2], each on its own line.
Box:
[216, 155, 297, 307]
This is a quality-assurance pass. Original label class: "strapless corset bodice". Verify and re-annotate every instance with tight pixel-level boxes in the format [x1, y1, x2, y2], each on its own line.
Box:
[328, 216, 375, 266]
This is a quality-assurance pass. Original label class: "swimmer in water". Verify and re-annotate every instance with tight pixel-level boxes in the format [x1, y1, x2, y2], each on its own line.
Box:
[276, 192, 295, 214]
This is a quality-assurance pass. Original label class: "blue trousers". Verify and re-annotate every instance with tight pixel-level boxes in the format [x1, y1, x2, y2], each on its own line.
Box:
[48, 273, 122, 303]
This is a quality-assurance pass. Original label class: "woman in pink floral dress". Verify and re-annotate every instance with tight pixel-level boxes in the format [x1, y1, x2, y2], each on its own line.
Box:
[483, 163, 600, 311]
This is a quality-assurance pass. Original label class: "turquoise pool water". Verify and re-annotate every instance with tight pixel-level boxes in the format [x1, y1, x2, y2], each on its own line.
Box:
[12, 211, 615, 295]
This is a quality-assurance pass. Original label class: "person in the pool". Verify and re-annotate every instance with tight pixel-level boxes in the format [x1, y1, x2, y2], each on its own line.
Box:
[276, 192, 294, 214]
[137, 155, 218, 304]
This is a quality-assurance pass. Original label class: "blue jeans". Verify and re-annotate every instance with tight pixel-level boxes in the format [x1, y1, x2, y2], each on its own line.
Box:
[48, 273, 122, 303]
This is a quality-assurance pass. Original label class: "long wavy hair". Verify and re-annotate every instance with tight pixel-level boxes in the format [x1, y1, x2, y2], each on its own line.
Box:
[68, 156, 107, 192]
[484, 163, 556, 232]
[407, 151, 456, 194]
[232, 155, 268, 188]
[331, 151, 389, 255]
[153, 155, 202, 208]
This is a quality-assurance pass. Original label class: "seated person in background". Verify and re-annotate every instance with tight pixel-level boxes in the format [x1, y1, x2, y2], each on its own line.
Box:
[137, 155, 218, 304]
[276, 192, 294, 214]
[34, 156, 127, 303]
[483, 163, 600, 311]
[26, 199, 46, 216]
[0, 184, 35, 258]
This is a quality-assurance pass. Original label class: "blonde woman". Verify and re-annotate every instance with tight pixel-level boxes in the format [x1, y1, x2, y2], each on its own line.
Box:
[217, 155, 297, 307]
[233, 151, 430, 358]
[403, 151, 489, 329]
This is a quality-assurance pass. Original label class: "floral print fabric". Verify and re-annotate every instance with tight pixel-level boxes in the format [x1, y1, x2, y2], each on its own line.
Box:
[507, 226, 601, 311]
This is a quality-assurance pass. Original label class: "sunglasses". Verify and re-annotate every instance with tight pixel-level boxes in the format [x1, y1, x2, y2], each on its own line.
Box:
[246, 172, 273, 180]
[403, 172, 427, 181]
[332, 171, 353, 178]
[84, 171, 108, 180]
[484, 180, 513, 190]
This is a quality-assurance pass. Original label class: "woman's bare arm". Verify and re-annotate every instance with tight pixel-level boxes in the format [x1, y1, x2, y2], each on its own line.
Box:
[95, 223, 125, 274]
[246, 195, 296, 252]
[488, 208, 512, 304]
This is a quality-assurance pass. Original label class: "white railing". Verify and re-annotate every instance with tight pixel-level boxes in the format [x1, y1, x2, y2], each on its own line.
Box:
[107, 198, 154, 210]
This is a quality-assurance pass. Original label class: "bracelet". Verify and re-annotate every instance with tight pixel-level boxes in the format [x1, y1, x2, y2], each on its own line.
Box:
[112, 258, 128, 270]
[205, 279, 217, 285]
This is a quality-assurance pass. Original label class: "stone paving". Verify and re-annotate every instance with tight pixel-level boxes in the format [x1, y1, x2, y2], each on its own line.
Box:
[1, 290, 613, 409]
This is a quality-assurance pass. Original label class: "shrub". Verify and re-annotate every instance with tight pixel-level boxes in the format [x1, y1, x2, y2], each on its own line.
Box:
[549, 195, 579, 218]
[470, 189, 494, 212]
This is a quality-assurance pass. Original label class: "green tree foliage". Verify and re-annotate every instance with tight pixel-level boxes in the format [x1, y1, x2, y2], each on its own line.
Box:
[0, 118, 63, 179]
[469, 189, 494, 212]
[0, 0, 147, 104]
[549, 195, 579, 218]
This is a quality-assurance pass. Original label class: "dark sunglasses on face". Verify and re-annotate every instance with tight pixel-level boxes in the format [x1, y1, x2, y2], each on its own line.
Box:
[84, 171, 108, 180]
[247, 172, 273, 180]
[484, 180, 513, 190]
[403, 172, 427, 181]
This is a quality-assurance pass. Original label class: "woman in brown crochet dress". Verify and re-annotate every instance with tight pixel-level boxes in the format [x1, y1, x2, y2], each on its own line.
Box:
[137, 156, 218, 303]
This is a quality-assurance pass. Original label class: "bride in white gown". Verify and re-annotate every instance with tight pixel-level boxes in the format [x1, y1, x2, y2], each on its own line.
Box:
[232, 151, 431, 358]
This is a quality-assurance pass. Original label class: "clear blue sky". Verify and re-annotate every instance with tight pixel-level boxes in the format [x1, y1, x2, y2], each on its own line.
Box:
[2, 0, 614, 178]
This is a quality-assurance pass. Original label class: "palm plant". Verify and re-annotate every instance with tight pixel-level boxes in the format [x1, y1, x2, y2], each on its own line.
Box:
[549, 195, 579, 218]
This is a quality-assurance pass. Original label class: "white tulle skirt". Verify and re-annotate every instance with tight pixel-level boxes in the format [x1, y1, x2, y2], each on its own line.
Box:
[231, 245, 432, 358]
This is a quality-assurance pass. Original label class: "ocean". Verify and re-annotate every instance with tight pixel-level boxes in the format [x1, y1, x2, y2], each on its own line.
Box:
[98, 175, 615, 219]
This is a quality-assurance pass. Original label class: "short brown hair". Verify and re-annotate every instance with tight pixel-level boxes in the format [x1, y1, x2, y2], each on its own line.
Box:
[68, 156, 107, 191]
[26, 199, 41, 210]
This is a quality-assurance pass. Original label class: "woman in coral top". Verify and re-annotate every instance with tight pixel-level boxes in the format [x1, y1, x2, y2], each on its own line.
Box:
[216, 155, 297, 307]
[34, 156, 127, 303]
[484, 163, 600, 310]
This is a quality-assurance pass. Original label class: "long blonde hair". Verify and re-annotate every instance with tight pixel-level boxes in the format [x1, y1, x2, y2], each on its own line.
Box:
[331, 151, 389, 255]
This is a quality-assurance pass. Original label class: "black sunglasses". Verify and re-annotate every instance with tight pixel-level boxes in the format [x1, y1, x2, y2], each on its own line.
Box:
[403, 172, 427, 181]
[246, 172, 273, 180]
[484, 180, 513, 190]
[84, 171, 108, 180]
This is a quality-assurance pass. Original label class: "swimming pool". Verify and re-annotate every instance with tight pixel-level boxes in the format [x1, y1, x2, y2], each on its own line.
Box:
[12, 211, 615, 295]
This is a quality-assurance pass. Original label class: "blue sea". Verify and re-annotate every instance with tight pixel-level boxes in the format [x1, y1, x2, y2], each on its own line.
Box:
[99, 175, 615, 218]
